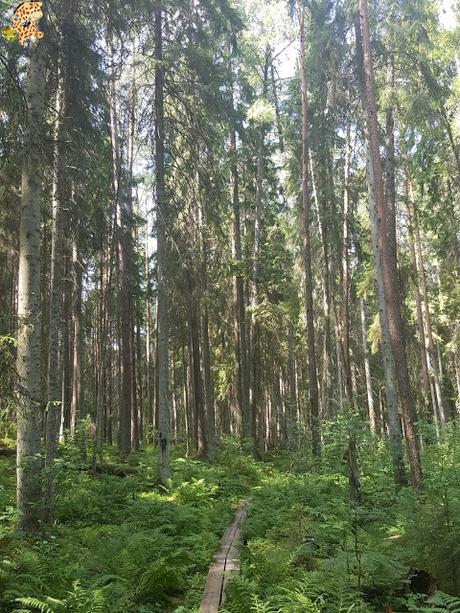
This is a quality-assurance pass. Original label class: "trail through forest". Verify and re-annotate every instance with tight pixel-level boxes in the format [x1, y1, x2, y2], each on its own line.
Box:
[1, 436, 460, 612]
[199, 498, 249, 612]
[0, 0, 459, 610]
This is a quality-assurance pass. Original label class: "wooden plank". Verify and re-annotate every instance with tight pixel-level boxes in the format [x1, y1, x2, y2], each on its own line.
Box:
[199, 499, 249, 613]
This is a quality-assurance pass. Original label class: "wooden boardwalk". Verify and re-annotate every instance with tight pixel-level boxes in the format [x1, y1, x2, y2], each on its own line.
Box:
[199, 499, 250, 613]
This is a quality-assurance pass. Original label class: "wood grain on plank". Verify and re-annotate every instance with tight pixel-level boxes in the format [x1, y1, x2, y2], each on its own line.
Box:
[199, 499, 249, 613]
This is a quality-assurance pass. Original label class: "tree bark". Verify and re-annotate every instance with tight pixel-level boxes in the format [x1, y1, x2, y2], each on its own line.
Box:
[44, 67, 68, 526]
[298, 0, 321, 457]
[250, 47, 270, 455]
[310, 157, 333, 419]
[61, 258, 72, 441]
[70, 234, 86, 459]
[155, 5, 170, 484]
[287, 322, 298, 447]
[145, 233, 154, 443]
[360, 299, 377, 434]
[108, 29, 132, 456]
[16, 37, 47, 533]
[355, 12, 406, 486]
[187, 279, 208, 457]
[404, 180, 431, 413]
[407, 181, 446, 427]
[229, 53, 251, 443]
[202, 305, 216, 459]
[341, 124, 353, 400]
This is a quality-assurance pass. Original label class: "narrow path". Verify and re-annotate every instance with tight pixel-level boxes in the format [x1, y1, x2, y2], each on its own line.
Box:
[199, 498, 250, 613]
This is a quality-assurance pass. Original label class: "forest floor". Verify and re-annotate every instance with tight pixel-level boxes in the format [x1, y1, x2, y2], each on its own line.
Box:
[1, 426, 460, 612]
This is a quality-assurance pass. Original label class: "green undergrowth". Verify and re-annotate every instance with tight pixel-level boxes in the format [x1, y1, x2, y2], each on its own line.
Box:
[223, 420, 460, 613]
[2, 423, 460, 613]
[0, 437, 260, 612]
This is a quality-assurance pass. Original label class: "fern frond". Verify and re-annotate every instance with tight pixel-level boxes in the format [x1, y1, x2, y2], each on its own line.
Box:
[427, 590, 460, 612]
[13, 596, 58, 613]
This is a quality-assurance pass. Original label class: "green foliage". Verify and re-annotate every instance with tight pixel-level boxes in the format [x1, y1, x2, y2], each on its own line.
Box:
[0, 440, 261, 612]
[246, 99, 275, 126]
[424, 591, 460, 611]
[3, 428, 460, 612]
[224, 422, 460, 613]
[13, 581, 107, 612]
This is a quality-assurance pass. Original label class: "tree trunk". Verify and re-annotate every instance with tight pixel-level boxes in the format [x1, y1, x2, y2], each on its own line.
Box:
[188, 281, 208, 457]
[310, 157, 333, 419]
[229, 54, 251, 443]
[155, 6, 170, 484]
[341, 124, 353, 400]
[250, 47, 270, 455]
[355, 12, 406, 486]
[287, 322, 298, 447]
[202, 305, 216, 459]
[404, 180, 431, 413]
[61, 258, 72, 442]
[358, 0, 421, 489]
[407, 181, 446, 427]
[16, 37, 47, 533]
[44, 71, 68, 526]
[127, 50, 140, 453]
[145, 234, 154, 443]
[108, 30, 132, 456]
[70, 235, 86, 459]
[298, 0, 320, 457]
[360, 299, 377, 434]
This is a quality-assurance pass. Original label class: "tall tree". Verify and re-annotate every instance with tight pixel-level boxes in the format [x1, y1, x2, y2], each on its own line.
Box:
[358, 0, 421, 489]
[155, 5, 170, 484]
[298, 0, 320, 457]
[16, 38, 47, 532]
[108, 28, 133, 456]
[44, 71, 67, 525]
[229, 44, 251, 444]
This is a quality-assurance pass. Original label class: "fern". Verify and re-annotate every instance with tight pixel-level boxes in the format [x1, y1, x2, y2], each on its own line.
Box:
[426, 590, 460, 612]
[13, 582, 108, 613]
[13, 596, 58, 613]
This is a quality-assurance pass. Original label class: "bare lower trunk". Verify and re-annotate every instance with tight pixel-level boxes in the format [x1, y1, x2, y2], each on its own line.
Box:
[16, 38, 47, 533]
[108, 30, 132, 455]
[229, 67, 251, 442]
[310, 158, 333, 419]
[188, 286, 208, 457]
[341, 125, 353, 400]
[202, 306, 216, 459]
[250, 49, 270, 455]
[404, 180, 431, 414]
[155, 6, 170, 484]
[70, 235, 86, 459]
[355, 13, 406, 487]
[287, 323, 298, 446]
[61, 266, 72, 441]
[407, 181, 446, 427]
[145, 236, 154, 443]
[360, 299, 377, 434]
[44, 74, 68, 526]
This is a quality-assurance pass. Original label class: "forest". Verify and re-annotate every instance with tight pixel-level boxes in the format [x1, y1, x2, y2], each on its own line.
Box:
[0, 0, 459, 610]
